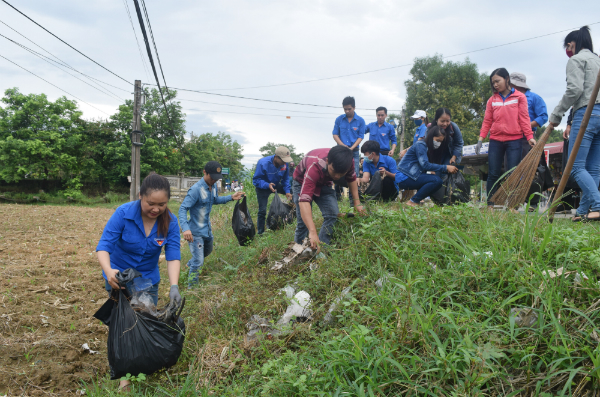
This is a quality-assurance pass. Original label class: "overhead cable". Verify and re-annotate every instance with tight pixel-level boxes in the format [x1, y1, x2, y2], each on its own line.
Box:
[121, 0, 151, 81]
[0, 18, 131, 94]
[140, 0, 169, 91]
[132, 0, 178, 144]
[177, 98, 342, 115]
[189, 21, 600, 91]
[182, 107, 331, 119]
[0, 53, 110, 115]
[1, 0, 131, 85]
[1, 33, 125, 102]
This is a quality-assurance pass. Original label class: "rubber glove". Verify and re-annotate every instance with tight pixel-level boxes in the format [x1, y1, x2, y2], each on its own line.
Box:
[475, 141, 483, 155]
[169, 285, 181, 304]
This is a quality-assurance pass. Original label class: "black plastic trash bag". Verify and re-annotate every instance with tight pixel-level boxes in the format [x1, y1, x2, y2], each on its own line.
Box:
[361, 174, 382, 201]
[93, 271, 185, 380]
[267, 194, 295, 230]
[431, 171, 470, 205]
[232, 196, 255, 246]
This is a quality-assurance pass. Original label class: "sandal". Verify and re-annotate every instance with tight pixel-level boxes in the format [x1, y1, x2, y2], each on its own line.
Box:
[582, 211, 600, 222]
[572, 215, 583, 222]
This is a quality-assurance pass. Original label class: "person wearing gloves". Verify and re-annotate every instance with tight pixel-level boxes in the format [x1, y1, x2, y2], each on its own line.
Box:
[477, 67, 535, 206]
[396, 126, 458, 207]
[359, 140, 399, 201]
[96, 173, 181, 391]
[293, 145, 366, 249]
[179, 161, 244, 287]
[252, 146, 294, 235]
[430, 108, 464, 165]
[398, 110, 429, 159]
[548, 26, 600, 222]
[510, 72, 548, 159]
[365, 106, 397, 156]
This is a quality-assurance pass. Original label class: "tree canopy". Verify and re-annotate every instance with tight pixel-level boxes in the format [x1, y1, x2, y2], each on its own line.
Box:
[259, 142, 303, 163]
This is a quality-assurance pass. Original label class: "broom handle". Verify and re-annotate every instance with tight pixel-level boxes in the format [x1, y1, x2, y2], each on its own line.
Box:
[549, 67, 600, 221]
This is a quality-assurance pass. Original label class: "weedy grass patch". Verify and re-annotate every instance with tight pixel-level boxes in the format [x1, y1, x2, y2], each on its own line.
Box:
[86, 199, 600, 396]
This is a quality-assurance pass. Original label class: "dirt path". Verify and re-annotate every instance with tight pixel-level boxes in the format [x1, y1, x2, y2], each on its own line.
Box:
[0, 204, 117, 395]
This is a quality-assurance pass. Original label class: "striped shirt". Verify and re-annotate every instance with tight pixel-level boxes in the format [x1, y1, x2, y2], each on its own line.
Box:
[293, 148, 357, 203]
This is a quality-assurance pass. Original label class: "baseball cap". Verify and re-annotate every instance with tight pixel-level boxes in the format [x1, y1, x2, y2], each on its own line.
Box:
[410, 110, 427, 119]
[275, 146, 293, 162]
[204, 161, 223, 180]
[509, 72, 530, 90]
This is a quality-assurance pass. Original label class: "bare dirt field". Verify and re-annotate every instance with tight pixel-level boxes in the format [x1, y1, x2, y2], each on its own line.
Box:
[0, 204, 121, 396]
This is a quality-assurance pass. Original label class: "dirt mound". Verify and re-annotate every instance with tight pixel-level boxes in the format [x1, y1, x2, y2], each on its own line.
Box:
[0, 204, 118, 395]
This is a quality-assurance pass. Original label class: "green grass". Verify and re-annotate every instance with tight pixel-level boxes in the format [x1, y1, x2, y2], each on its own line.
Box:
[0, 189, 129, 207]
[84, 194, 600, 396]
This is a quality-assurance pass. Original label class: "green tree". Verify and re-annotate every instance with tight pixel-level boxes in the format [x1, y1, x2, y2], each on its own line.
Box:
[403, 55, 492, 147]
[258, 142, 304, 163]
[182, 132, 244, 179]
[0, 88, 85, 183]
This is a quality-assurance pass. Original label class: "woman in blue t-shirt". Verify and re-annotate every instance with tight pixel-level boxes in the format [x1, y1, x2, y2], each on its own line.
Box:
[96, 173, 181, 390]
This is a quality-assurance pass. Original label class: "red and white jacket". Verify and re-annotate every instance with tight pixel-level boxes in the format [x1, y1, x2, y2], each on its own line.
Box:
[480, 89, 533, 142]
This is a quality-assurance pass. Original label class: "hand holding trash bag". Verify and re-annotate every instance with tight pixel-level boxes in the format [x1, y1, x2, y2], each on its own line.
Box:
[232, 196, 256, 246]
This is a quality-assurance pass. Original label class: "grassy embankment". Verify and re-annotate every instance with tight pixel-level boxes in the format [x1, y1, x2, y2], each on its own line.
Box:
[86, 190, 600, 396]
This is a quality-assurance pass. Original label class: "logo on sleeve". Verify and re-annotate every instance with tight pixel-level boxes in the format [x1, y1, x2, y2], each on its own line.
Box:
[154, 238, 165, 247]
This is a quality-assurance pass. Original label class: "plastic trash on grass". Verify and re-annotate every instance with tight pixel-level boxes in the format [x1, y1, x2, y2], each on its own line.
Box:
[510, 307, 538, 328]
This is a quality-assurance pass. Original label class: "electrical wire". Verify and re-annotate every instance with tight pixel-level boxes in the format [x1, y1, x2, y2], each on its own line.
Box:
[0, 53, 110, 115]
[1, 33, 125, 102]
[1, 0, 131, 85]
[145, 84, 402, 111]
[140, 0, 168, 91]
[182, 107, 331, 119]
[132, 0, 178, 144]
[185, 21, 600, 91]
[121, 0, 151, 81]
[0, 18, 131, 94]
[177, 98, 342, 115]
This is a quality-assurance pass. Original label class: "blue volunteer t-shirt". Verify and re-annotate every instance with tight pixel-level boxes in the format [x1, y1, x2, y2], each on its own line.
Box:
[366, 122, 397, 151]
[332, 113, 366, 148]
[412, 124, 427, 146]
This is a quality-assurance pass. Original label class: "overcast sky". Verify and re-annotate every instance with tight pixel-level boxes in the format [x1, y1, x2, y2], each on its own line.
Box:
[1, 0, 600, 169]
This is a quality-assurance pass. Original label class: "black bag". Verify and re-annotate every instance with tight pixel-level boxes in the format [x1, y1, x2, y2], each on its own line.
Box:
[232, 196, 255, 246]
[432, 171, 470, 205]
[94, 270, 186, 380]
[362, 174, 382, 201]
[267, 194, 295, 230]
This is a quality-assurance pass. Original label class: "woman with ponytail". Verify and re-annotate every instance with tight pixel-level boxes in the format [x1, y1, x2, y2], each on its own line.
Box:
[95, 173, 181, 390]
[549, 26, 600, 222]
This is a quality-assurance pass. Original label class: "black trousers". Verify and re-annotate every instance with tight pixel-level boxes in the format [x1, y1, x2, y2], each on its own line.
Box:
[381, 177, 399, 201]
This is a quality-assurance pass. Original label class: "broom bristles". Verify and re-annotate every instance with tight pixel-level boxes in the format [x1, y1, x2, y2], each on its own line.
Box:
[490, 129, 552, 208]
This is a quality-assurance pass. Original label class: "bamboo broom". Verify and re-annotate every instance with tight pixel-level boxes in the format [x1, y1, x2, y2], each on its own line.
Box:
[490, 128, 553, 209]
[549, 67, 600, 221]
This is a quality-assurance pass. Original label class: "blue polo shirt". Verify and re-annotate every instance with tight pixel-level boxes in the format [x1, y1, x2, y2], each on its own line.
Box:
[363, 154, 400, 191]
[366, 122, 397, 151]
[332, 113, 366, 148]
[524, 90, 548, 132]
[96, 201, 181, 285]
[412, 124, 427, 146]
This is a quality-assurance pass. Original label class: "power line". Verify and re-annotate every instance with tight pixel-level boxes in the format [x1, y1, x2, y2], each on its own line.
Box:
[1, 0, 131, 85]
[177, 98, 342, 115]
[182, 107, 331, 119]
[132, 0, 178, 144]
[146, 84, 401, 111]
[0, 18, 131, 94]
[140, 0, 169, 91]
[121, 0, 151, 81]
[0, 53, 110, 115]
[189, 21, 600, 91]
[1, 32, 125, 102]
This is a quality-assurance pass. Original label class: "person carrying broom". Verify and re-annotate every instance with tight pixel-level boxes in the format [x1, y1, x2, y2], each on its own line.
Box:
[476, 68, 536, 207]
[548, 26, 600, 222]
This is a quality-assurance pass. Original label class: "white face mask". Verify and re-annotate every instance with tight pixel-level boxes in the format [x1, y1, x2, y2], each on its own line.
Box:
[433, 140, 442, 149]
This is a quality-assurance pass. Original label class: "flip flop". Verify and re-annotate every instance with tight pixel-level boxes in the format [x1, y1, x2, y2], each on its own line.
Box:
[582, 212, 600, 222]
[572, 216, 582, 223]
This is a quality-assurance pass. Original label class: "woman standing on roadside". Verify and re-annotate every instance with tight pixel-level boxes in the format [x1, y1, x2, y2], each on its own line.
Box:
[549, 26, 600, 222]
[430, 108, 464, 165]
[96, 173, 182, 391]
[477, 68, 535, 206]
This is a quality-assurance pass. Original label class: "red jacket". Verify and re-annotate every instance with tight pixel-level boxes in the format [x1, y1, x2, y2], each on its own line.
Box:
[480, 89, 533, 141]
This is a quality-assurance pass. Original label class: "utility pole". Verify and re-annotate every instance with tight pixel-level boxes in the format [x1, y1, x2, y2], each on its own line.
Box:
[129, 80, 143, 201]
[399, 105, 406, 151]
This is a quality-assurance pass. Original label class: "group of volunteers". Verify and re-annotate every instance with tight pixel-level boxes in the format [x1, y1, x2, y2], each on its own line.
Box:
[95, 25, 600, 390]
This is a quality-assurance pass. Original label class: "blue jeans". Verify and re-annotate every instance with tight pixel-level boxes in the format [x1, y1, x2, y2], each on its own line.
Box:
[104, 279, 160, 306]
[398, 174, 443, 203]
[570, 104, 600, 215]
[487, 139, 522, 205]
[187, 236, 214, 287]
[256, 184, 286, 234]
[292, 180, 339, 245]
